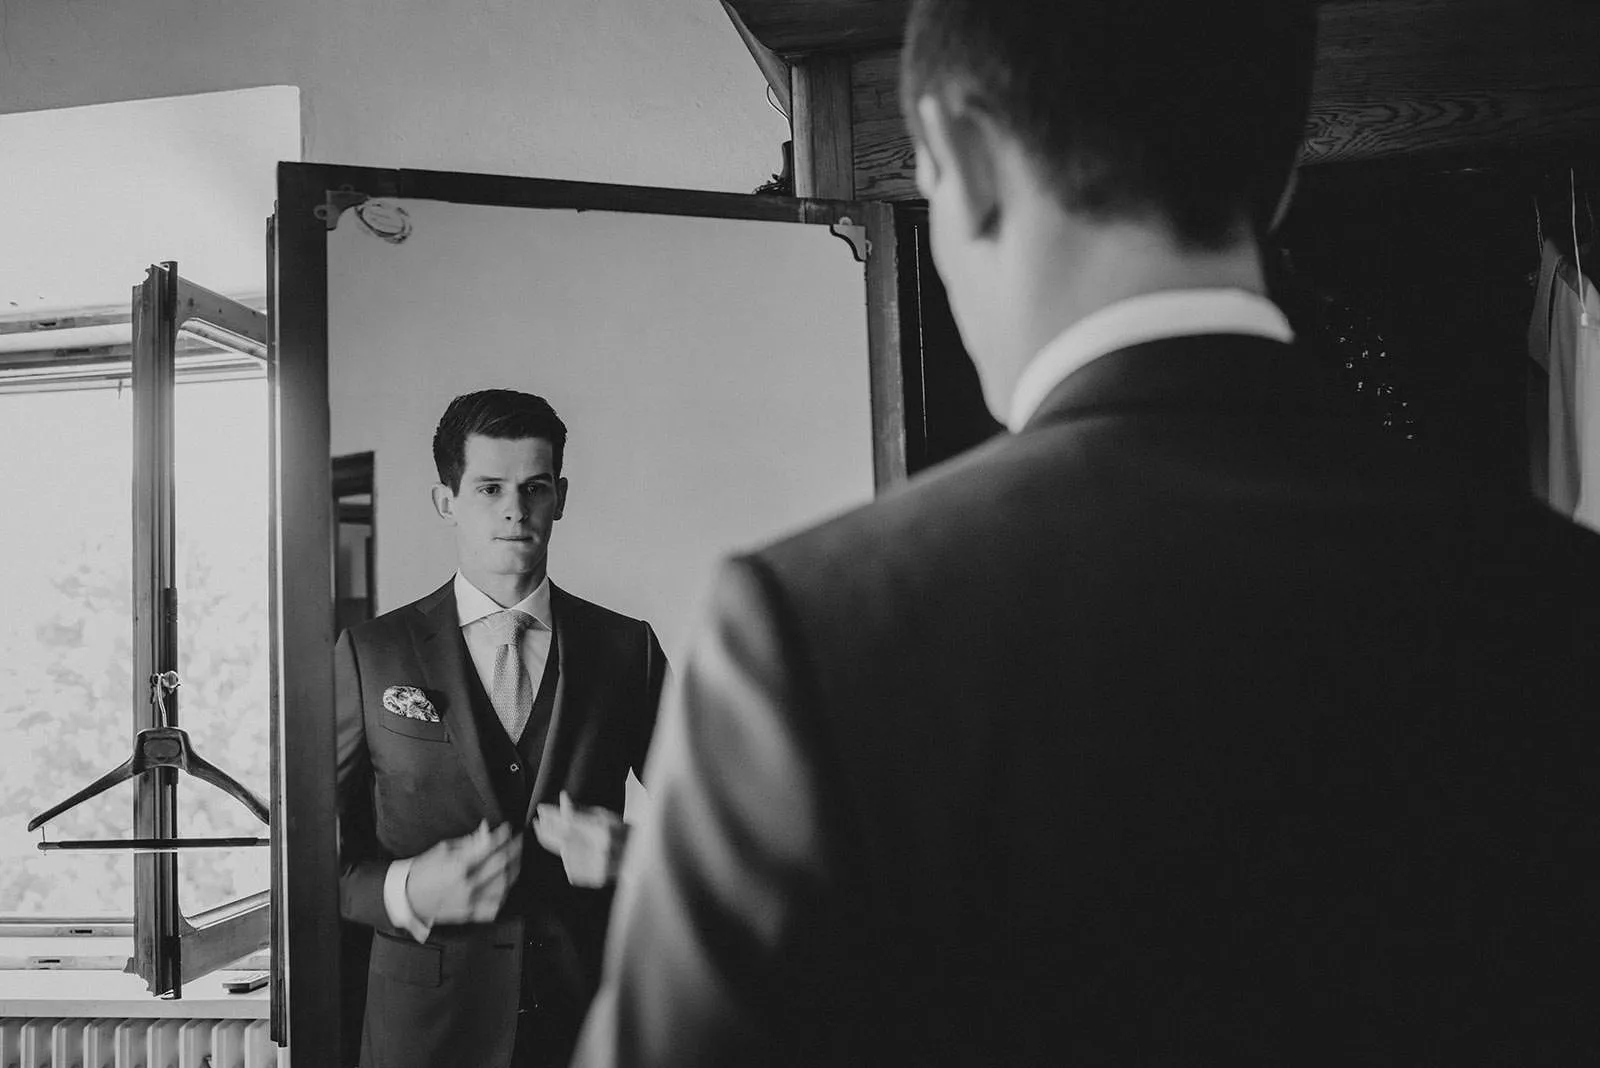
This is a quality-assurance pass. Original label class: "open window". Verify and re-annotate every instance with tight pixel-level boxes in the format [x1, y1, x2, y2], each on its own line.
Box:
[20, 264, 272, 997]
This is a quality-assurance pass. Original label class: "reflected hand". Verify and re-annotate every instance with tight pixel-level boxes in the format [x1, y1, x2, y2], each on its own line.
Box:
[405, 819, 522, 925]
[533, 791, 628, 888]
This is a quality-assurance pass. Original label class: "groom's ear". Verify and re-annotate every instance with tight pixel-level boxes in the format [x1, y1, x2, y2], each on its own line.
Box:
[431, 483, 457, 523]
[916, 87, 1008, 244]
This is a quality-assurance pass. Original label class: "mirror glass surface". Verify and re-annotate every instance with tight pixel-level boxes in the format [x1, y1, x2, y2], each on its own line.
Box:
[326, 197, 875, 661]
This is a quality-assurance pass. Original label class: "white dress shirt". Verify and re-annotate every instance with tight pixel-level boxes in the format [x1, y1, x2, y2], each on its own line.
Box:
[383, 573, 555, 942]
[1007, 288, 1295, 432]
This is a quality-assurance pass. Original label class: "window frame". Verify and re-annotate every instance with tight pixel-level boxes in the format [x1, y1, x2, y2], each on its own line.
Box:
[129, 264, 272, 997]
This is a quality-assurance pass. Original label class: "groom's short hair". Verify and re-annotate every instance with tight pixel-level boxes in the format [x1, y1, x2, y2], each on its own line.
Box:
[900, 0, 1317, 248]
[433, 389, 568, 491]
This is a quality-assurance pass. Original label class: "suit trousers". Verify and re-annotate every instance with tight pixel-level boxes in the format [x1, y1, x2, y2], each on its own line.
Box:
[511, 934, 584, 1068]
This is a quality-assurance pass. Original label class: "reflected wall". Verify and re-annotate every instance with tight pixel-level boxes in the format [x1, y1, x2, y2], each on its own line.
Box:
[326, 198, 874, 657]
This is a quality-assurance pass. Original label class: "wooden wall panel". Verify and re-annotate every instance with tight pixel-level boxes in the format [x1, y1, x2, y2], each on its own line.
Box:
[843, 0, 1600, 202]
[852, 50, 916, 201]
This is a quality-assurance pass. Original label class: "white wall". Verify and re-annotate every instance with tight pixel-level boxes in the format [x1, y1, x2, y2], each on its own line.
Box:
[325, 199, 874, 660]
[0, 0, 787, 193]
[0, 87, 300, 315]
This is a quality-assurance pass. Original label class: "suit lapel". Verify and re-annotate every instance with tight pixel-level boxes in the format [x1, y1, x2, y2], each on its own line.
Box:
[409, 580, 505, 824]
[528, 584, 582, 819]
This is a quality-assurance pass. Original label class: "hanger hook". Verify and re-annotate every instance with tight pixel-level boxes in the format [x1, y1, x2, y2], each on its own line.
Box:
[151, 671, 181, 723]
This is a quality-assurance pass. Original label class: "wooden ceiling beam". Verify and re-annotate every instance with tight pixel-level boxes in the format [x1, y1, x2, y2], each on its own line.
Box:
[723, 0, 905, 57]
[809, 0, 1600, 200]
[721, 0, 1582, 60]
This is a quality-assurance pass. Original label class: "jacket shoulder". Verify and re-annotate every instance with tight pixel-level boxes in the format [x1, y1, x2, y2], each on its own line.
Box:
[755, 432, 1028, 581]
[554, 586, 656, 638]
[340, 585, 448, 647]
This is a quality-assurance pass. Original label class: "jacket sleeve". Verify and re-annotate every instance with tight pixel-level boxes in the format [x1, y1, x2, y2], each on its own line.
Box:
[633, 620, 670, 782]
[334, 628, 396, 930]
[573, 556, 852, 1068]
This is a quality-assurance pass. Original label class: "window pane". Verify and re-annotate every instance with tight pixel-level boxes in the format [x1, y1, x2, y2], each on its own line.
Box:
[173, 376, 271, 915]
[0, 388, 135, 915]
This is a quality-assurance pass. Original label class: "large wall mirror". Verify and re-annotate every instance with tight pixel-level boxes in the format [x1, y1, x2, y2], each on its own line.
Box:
[270, 163, 909, 1060]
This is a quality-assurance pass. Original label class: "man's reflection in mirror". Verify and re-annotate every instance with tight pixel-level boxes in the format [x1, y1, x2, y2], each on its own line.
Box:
[333, 389, 666, 1068]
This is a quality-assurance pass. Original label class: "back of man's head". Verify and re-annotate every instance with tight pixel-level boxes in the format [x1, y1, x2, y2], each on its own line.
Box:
[901, 0, 1317, 249]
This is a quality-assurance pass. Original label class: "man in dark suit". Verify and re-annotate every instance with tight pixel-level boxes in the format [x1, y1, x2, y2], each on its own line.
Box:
[336, 389, 667, 1068]
[574, 2, 1600, 1064]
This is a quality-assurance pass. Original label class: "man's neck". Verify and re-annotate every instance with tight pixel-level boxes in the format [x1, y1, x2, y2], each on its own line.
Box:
[1013, 215, 1267, 379]
[462, 567, 546, 609]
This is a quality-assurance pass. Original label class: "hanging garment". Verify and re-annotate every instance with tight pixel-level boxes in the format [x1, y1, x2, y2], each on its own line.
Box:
[1530, 238, 1600, 527]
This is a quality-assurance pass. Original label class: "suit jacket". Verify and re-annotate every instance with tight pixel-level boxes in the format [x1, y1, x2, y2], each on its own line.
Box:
[575, 335, 1600, 1067]
[335, 579, 666, 1068]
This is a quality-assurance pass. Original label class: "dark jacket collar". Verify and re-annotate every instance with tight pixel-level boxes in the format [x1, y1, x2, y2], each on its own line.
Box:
[1021, 334, 1349, 434]
[415, 577, 456, 628]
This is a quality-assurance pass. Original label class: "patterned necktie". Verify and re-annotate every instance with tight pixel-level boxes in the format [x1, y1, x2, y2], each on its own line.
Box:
[485, 609, 536, 741]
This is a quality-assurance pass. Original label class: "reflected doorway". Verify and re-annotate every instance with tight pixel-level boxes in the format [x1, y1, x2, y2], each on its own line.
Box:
[331, 449, 374, 1068]
[333, 452, 376, 633]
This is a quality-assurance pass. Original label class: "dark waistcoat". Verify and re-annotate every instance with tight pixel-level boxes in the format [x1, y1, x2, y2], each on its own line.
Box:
[460, 626, 568, 925]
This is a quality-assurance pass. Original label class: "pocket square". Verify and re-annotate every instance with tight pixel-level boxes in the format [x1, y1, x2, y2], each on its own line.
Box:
[382, 685, 440, 723]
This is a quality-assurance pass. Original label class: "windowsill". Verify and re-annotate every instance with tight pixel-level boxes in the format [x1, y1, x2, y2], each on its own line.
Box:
[0, 937, 266, 972]
[0, 936, 133, 971]
[0, 968, 269, 1019]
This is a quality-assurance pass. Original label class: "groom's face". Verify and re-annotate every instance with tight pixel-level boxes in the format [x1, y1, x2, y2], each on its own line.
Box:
[434, 433, 567, 582]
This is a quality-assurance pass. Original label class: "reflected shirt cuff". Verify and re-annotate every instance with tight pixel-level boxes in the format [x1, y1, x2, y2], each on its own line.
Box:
[383, 858, 433, 944]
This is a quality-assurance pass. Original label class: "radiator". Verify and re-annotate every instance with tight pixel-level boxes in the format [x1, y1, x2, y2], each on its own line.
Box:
[0, 1016, 285, 1068]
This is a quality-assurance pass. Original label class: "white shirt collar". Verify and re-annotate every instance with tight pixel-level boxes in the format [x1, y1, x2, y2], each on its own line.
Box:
[1007, 288, 1295, 431]
[453, 571, 553, 629]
